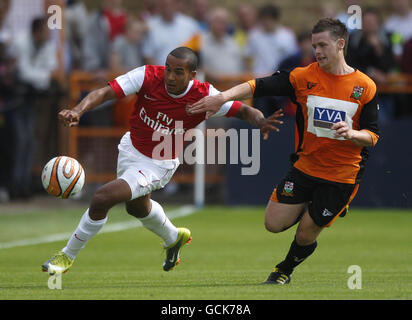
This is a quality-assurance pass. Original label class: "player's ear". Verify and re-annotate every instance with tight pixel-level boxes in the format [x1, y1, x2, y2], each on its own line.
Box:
[337, 38, 345, 52]
[190, 70, 197, 80]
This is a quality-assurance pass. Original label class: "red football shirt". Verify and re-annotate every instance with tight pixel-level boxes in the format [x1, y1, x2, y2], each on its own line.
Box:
[108, 65, 241, 160]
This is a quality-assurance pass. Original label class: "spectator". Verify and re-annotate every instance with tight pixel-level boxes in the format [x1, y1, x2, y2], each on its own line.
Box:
[200, 8, 245, 79]
[9, 17, 62, 198]
[142, 0, 200, 65]
[65, 0, 88, 70]
[245, 4, 297, 77]
[347, 8, 397, 84]
[278, 31, 315, 70]
[0, 0, 10, 44]
[0, 1, 13, 201]
[234, 3, 257, 50]
[82, 11, 110, 71]
[109, 18, 147, 72]
[109, 18, 147, 129]
[401, 38, 412, 73]
[347, 8, 397, 121]
[399, 38, 412, 118]
[103, 0, 127, 41]
[245, 4, 298, 116]
[11, 17, 59, 93]
[140, 0, 159, 23]
[0, 44, 12, 202]
[4, 0, 65, 73]
[2, 0, 44, 38]
[384, 0, 412, 57]
[192, 0, 210, 32]
[82, 0, 127, 71]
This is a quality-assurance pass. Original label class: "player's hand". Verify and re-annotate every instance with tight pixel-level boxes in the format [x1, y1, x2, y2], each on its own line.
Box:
[58, 109, 81, 127]
[259, 109, 284, 140]
[331, 121, 354, 140]
[187, 94, 225, 119]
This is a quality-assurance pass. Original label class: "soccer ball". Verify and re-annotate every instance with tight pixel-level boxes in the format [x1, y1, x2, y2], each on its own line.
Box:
[41, 156, 85, 199]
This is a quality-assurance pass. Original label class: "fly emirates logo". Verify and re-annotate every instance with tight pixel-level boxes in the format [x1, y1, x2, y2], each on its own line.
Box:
[139, 107, 186, 135]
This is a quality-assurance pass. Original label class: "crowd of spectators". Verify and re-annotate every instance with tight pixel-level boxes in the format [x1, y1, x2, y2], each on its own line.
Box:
[1, 0, 412, 201]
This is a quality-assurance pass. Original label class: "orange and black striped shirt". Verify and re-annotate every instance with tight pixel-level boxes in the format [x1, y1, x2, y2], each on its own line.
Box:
[248, 62, 379, 184]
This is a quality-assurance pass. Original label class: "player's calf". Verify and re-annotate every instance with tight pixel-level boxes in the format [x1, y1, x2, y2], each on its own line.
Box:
[125, 194, 151, 218]
[294, 211, 323, 246]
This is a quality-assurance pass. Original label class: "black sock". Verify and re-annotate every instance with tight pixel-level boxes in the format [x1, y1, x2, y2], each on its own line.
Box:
[276, 237, 317, 275]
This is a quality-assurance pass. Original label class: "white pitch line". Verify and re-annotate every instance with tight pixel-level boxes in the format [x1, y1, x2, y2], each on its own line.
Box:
[0, 205, 197, 250]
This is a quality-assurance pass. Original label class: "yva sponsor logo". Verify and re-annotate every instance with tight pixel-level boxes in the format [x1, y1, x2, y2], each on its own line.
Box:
[314, 107, 346, 129]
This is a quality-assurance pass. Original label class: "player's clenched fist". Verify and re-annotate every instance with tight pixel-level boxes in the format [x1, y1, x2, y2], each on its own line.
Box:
[59, 109, 81, 127]
[331, 121, 354, 140]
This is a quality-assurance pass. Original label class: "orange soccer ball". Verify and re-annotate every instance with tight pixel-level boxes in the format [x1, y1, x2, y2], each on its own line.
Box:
[41, 156, 85, 199]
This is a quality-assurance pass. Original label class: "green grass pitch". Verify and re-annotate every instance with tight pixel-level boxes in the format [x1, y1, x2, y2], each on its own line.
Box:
[0, 204, 411, 300]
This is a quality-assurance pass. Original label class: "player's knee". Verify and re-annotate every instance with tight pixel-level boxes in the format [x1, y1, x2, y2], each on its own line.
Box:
[264, 218, 284, 233]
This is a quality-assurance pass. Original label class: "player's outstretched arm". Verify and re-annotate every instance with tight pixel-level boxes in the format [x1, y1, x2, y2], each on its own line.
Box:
[236, 104, 284, 140]
[188, 82, 253, 118]
[59, 86, 116, 127]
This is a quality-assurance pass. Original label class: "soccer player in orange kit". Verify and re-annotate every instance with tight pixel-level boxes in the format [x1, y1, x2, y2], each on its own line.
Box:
[188, 19, 380, 285]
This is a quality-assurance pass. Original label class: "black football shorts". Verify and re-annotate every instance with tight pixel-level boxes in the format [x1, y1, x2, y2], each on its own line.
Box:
[270, 167, 359, 227]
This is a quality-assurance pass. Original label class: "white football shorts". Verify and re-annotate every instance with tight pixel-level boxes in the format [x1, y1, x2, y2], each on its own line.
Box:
[117, 132, 180, 200]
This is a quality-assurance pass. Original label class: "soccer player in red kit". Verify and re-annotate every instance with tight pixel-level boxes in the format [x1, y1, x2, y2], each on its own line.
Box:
[42, 47, 283, 275]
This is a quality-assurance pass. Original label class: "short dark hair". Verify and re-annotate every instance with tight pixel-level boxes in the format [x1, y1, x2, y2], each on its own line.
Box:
[31, 16, 47, 34]
[258, 4, 280, 20]
[168, 47, 198, 72]
[312, 18, 349, 54]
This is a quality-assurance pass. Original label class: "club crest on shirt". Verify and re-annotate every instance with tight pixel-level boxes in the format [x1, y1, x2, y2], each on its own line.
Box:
[281, 181, 294, 197]
[350, 86, 364, 100]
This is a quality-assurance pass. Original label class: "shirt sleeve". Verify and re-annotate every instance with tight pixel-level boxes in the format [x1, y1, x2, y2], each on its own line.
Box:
[207, 84, 242, 118]
[108, 65, 146, 98]
[359, 93, 380, 146]
[252, 70, 295, 98]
